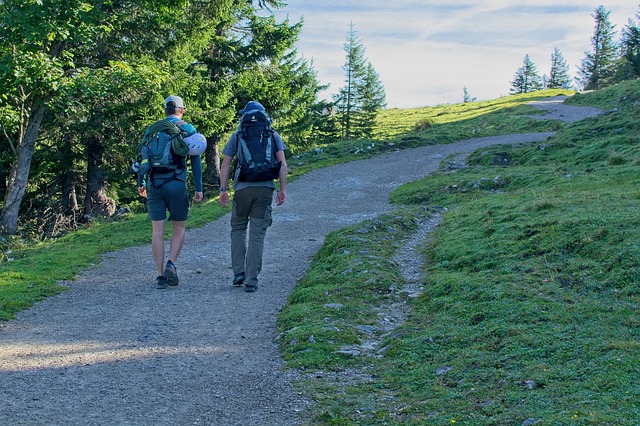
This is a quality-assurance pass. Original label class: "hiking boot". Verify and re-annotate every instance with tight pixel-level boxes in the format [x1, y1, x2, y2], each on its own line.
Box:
[164, 260, 179, 286]
[232, 273, 245, 287]
[156, 275, 169, 289]
[244, 283, 258, 293]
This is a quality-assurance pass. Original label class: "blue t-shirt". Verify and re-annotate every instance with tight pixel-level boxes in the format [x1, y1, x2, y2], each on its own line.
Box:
[138, 116, 203, 192]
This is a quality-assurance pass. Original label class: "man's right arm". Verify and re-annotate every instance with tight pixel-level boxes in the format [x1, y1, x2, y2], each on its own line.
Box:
[137, 145, 150, 196]
[275, 149, 287, 206]
[219, 154, 233, 207]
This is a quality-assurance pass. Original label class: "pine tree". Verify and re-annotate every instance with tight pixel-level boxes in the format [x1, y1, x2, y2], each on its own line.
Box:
[192, 3, 322, 176]
[334, 22, 386, 140]
[548, 48, 572, 89]
[309, 101, 340, 145]
[335, 22, 367, 139]
[619, 7, 640, 80]
[576, 5, 619, 90]
[510, 54, 543, 94]
[352, 62, 386, 139]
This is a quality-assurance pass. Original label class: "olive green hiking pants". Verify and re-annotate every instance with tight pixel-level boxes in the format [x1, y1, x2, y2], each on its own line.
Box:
[230, 186, 273, 287]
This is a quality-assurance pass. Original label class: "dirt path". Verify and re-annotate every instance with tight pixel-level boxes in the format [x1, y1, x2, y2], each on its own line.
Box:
[0, 98, 602, 425]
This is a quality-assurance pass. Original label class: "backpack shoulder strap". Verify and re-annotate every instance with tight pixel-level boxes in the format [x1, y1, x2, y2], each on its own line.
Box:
[236, 132, 254, 165]
[264, 128, 275, 162]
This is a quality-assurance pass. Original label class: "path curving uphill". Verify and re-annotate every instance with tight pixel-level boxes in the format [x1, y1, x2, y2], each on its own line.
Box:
[0, 97, 602, 425]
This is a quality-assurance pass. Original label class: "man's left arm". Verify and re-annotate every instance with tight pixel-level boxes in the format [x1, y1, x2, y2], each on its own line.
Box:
[190, 154, 203, 203]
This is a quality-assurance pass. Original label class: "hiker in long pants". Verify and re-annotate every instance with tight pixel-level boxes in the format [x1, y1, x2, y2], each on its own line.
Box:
[138, 95, 204, 289]
[219, 101, 287, 292]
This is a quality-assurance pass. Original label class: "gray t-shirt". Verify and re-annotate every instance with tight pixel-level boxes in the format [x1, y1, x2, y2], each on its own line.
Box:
[222, 129, 285, 191]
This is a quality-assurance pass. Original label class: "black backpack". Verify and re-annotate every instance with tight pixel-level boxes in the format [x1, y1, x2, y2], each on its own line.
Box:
[234, 111, 281, 182]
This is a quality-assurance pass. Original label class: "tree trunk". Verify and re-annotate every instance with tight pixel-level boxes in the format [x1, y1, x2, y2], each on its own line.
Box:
[61, 169, 79, 215]
[0, 162, 7, 202]
[59, 138, 79, 215]
[204, 134, 221, 188]
[0, 104, 46, 235]
[84, 135, 115, 218]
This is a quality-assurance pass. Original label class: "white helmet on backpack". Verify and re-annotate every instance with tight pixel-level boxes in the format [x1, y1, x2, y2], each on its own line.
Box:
[184, 133, 206, 155]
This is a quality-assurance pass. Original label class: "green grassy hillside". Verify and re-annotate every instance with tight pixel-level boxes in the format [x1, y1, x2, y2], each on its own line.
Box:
[277, 81, 640, 425]
[374, 89, 569, 140]
[287, 89, 570, 179]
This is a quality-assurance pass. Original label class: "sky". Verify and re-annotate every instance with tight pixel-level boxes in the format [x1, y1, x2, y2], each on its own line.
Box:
[272, 1, 640, 109]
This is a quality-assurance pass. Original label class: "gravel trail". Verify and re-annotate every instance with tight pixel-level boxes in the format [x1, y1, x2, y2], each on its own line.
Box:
[0, 97, 602, 425]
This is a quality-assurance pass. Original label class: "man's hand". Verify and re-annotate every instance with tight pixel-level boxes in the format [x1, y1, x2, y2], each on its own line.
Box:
[276, 188, 286, 206]
[193, 191, 204, 204]
[219, 191, 230, 207]
[138, 186, 147, 198]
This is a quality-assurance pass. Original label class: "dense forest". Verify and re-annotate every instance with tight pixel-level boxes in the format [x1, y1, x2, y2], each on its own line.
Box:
[0, 0, 335, 238]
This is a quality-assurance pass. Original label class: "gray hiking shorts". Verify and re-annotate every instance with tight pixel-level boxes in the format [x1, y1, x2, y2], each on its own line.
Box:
[146, 179, 189, 222]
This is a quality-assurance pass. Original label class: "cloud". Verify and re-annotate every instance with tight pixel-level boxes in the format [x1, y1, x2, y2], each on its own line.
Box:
[275, 1, 640, 108]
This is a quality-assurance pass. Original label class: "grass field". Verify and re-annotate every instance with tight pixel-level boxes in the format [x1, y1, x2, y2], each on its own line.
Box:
[277, 81, 640, 425]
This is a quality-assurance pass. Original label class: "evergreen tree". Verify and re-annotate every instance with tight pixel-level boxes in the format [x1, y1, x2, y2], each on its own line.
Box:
[334, 22, 386, 140]
[234, 49, 326, 152]
[576, 5, 619, 90]
[618, 7, 640, 80]
[308, 101, 340, 145]
[352, 62, 386, 139]
[335, 22, 367, 139]
[510, 54, 543, 94]
[192, 2, 323, 181]
[548, 48, 572, 89]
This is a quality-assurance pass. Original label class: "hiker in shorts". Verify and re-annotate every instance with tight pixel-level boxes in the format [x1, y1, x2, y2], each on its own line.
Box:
[138, 95, 204, 289]
[219, 101, 288, 292]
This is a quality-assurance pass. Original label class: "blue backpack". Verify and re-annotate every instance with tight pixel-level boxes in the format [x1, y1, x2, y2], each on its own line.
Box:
[234, 111, 281, 182]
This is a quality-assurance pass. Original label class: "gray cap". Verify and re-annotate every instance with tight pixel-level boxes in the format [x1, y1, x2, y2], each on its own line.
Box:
[164, 95, 184, 109]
